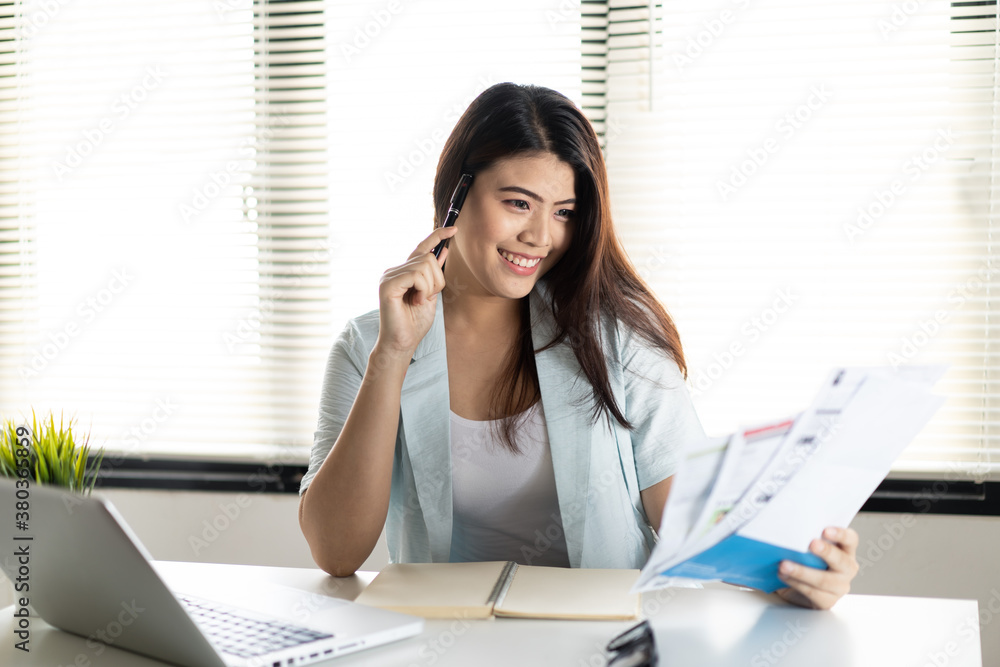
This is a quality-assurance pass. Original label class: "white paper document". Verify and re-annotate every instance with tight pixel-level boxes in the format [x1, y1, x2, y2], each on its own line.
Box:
[634, 365, 946, 593]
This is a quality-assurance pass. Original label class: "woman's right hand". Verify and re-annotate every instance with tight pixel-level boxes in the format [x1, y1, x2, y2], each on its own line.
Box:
[375, 226, 458, 359]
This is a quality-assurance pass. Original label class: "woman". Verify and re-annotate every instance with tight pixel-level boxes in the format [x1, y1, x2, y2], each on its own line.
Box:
[299, 82, 859, 610]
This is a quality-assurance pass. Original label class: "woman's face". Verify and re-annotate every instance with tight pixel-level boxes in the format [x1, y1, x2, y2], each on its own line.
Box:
[444, 151, 576, 302]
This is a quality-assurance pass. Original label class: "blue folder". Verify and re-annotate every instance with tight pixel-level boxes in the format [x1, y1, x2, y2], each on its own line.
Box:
[661, 534, 827, 593]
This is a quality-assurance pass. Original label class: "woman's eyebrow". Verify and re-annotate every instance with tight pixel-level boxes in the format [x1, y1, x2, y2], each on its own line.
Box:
[498, 185, 575, 206]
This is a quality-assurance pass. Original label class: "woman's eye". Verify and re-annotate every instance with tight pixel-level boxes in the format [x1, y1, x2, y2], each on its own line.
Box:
[557, 209, 574, 219]
[508, 199, 529, 210]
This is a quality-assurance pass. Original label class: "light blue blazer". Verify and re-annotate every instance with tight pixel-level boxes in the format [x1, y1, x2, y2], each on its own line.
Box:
[301, 282, 707, 569]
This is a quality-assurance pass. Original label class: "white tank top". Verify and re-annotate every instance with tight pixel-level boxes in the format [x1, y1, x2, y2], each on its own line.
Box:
[449, 401, 571, 567]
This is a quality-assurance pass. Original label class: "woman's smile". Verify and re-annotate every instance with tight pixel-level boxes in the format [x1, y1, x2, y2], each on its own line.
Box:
[498, 248, 543, 274]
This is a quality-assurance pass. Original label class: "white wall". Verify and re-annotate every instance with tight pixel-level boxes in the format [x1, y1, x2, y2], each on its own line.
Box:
[2, 490, 997, 665]
[93, 488, 392, 572]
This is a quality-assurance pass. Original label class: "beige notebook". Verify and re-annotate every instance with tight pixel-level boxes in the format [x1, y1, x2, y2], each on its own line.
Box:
[353, 562, 640, 620]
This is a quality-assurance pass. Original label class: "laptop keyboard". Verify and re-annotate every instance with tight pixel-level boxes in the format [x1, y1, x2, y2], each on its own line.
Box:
[178, 594, 334, 659]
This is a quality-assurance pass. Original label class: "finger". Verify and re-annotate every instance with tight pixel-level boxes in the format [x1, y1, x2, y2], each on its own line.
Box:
[778, 559, 850, 603]
[423, 247, 451, 295]
[776, 571, 841, 610]
[436, 241, 450, 268]
[774, 587, 817, 610]
[409, 226, 459, 260]
[823, 526, 859, 558]
[423, 261, 444, 302]
[380, 263, 421, 297]
[409, 252, 446, 297]
[411, 256, 449, 305]
[405, 271, 432, 306]
[382, 252, 443, 288]
[414, 243, 447, 279]
[382, 258, 433, 299]
[809, 537, 858, 577]
[432, 251, 448, 290]
[778, 587, 809, 608]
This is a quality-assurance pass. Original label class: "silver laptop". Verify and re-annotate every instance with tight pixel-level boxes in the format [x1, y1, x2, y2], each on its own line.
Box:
[0, 479, 423, 666]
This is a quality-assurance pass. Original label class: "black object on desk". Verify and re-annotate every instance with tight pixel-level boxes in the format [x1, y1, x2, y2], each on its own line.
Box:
[606, 619, 657, 666]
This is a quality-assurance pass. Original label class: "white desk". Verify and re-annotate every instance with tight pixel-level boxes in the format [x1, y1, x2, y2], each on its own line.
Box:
[0, 560, 983, 666]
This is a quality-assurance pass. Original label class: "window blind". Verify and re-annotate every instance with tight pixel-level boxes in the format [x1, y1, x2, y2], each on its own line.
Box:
[0, 0, 331, 460]
[0, 0, 588, 461]
[582, 0, 609, 144]
[603, 0, 1000, 479]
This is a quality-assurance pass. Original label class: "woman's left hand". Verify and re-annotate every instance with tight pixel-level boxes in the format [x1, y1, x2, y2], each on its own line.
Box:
[775, 526, 860, 610]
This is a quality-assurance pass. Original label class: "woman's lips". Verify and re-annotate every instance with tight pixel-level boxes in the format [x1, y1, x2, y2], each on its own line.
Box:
[498, 249, 541, 275]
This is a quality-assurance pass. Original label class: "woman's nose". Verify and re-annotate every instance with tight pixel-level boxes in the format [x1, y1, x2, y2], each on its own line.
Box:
[518, 211, 551, 248]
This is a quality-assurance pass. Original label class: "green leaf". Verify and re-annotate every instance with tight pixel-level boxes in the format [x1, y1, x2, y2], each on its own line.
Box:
[0, 409, 104, 494]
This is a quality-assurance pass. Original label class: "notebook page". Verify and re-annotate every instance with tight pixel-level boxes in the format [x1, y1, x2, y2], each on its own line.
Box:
[493, 566, 639, 620]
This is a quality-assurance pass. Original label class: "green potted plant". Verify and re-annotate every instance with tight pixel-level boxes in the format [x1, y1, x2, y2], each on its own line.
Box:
[0, 412, 104, 610]
[0, 411, 104, 493]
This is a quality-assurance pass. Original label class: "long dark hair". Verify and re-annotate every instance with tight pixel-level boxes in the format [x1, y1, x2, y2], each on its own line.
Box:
[433, 82, 686, 452]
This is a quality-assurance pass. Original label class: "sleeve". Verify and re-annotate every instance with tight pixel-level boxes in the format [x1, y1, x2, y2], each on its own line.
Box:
[299, 319, 368, 495]
[622, 329, 708, 490]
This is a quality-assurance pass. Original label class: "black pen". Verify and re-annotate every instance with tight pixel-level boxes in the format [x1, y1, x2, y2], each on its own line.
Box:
[433, 173, 473, 259]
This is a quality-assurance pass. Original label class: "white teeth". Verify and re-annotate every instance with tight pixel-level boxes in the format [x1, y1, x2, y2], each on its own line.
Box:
[500, 251, 540, 268]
